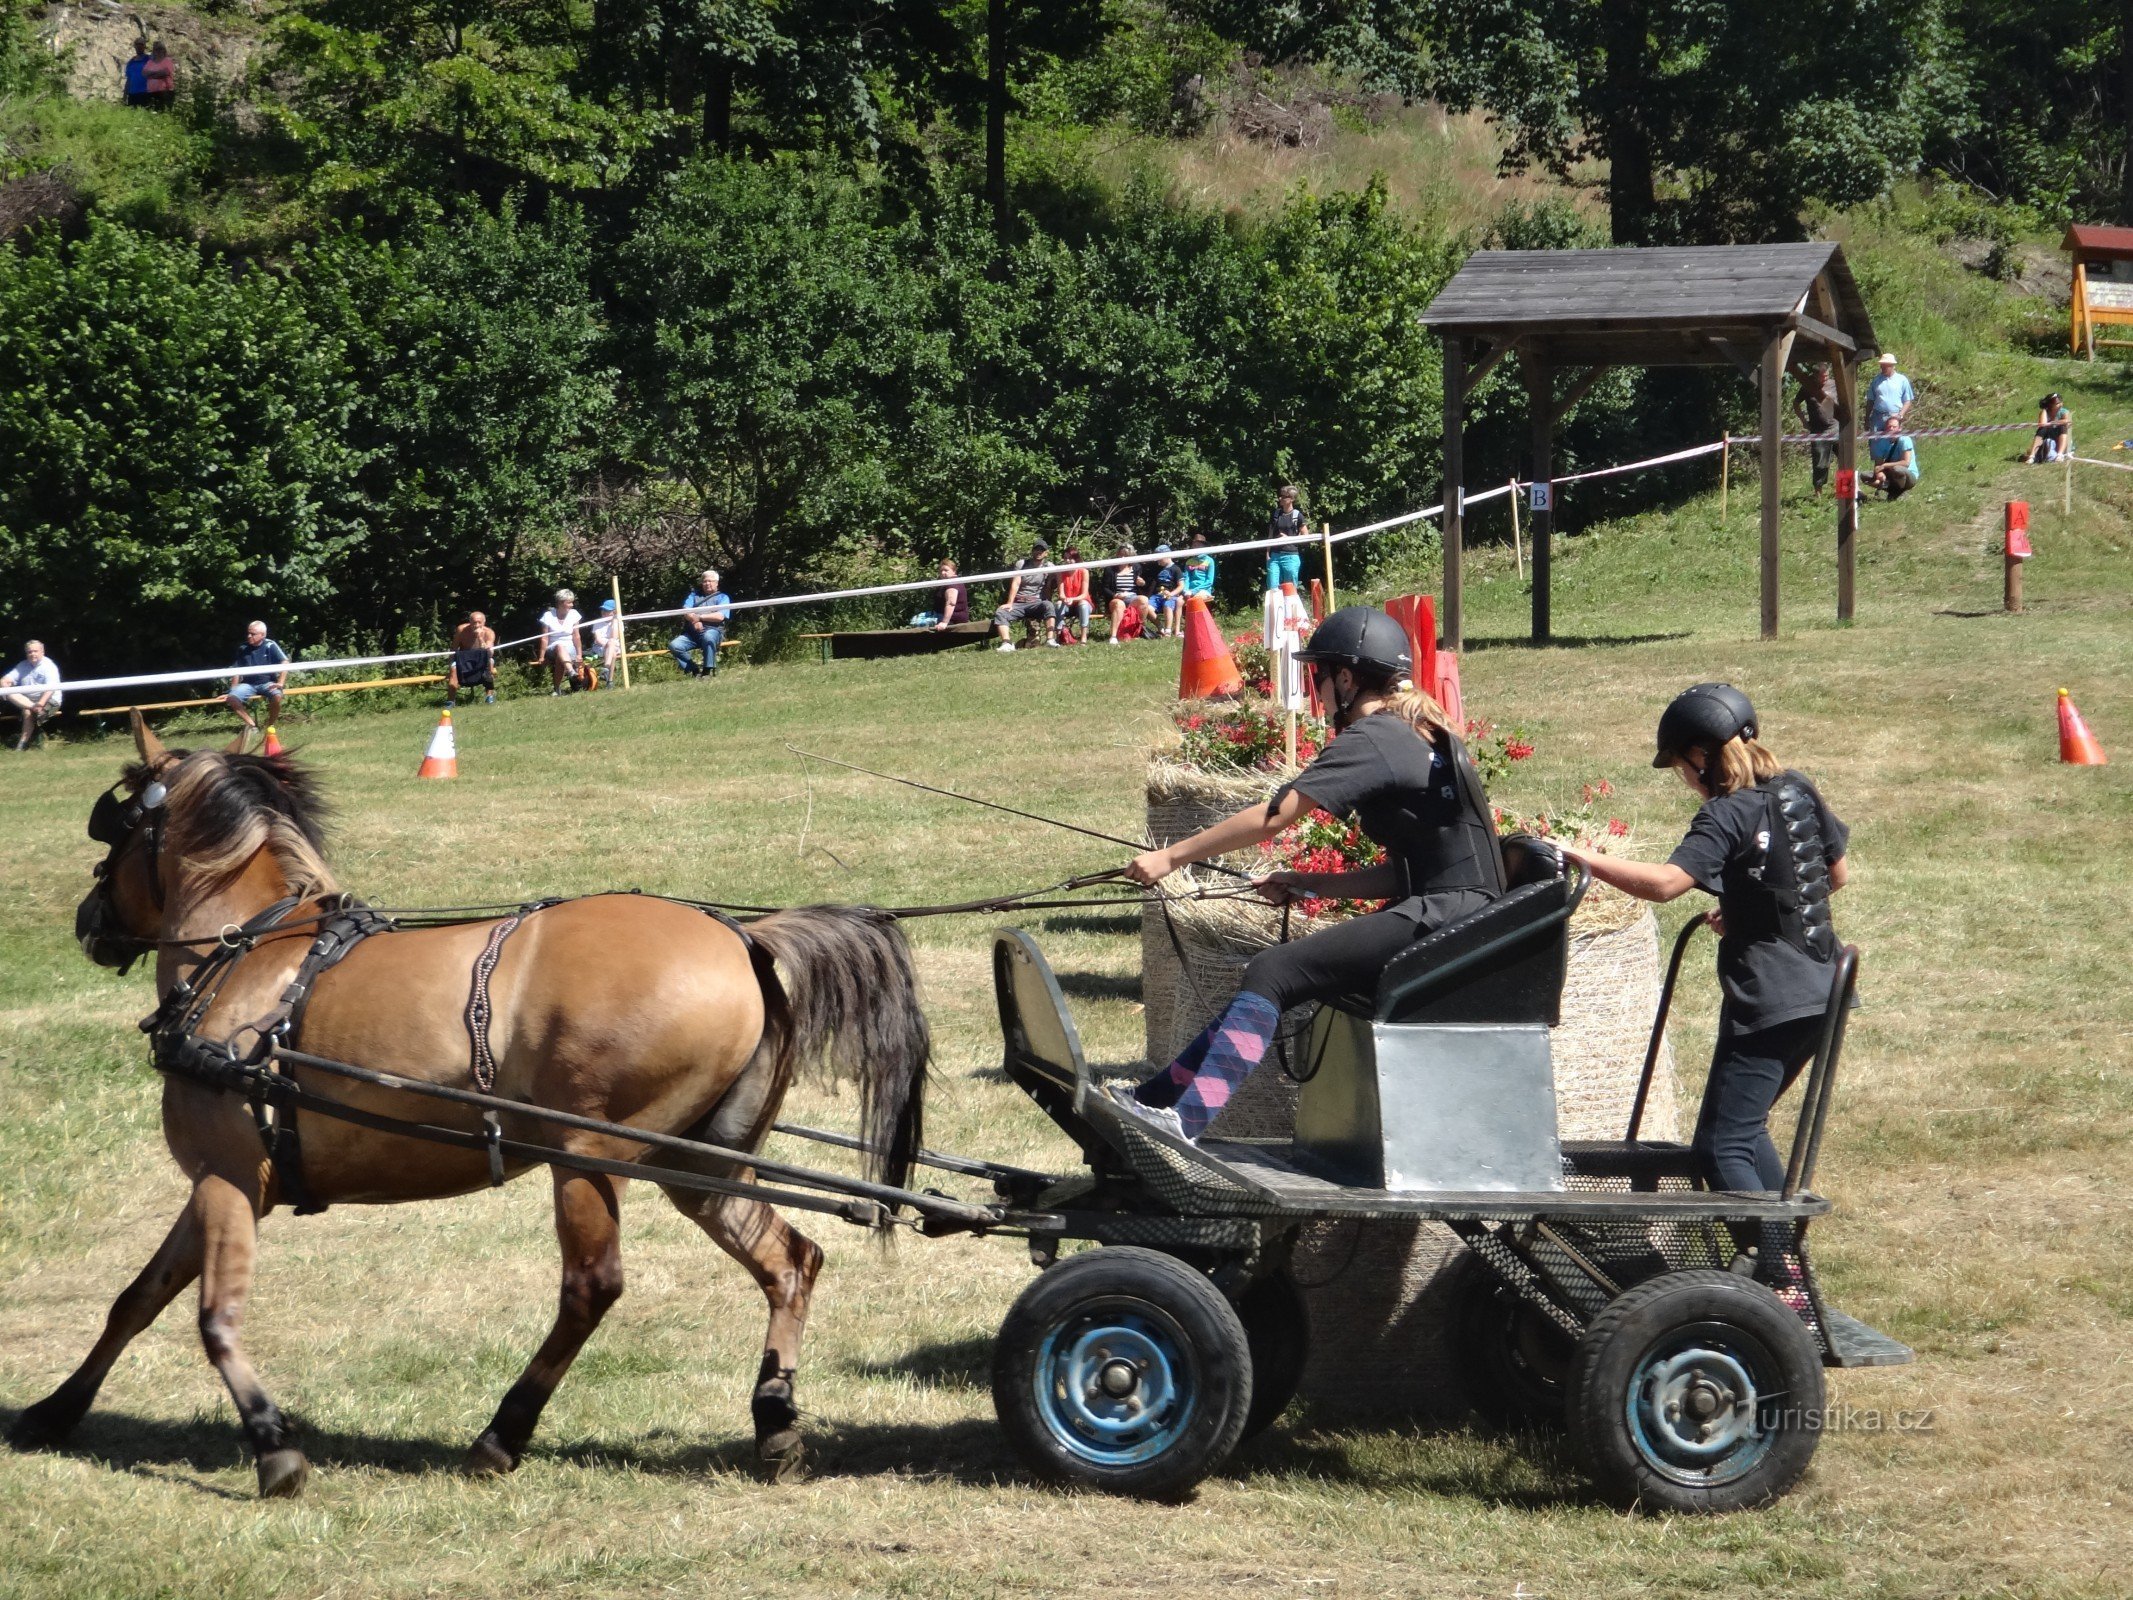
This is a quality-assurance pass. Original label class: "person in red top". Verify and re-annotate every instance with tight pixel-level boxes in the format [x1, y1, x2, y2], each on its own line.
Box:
[142, 41, 175, 109]
[1052, 546, 1092, 643]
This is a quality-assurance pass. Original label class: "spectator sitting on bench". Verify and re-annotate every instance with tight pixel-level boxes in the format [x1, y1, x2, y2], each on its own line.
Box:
[1864, 417, 1919, 500]
[993, 538, 1057, 652]
[1101, 540, 1152, 644]
[932, 559, 970, 631]
[2, 639, 62, 751]
[1052, 546, 1092, 643]
[1148, 544, 1185, 638]
[448, 611, 497, 706]
[224, 620, 289, 738]
[669, 568, 729, 677]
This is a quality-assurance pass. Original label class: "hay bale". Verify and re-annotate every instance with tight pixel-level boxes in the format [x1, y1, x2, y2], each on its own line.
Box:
[1142, 758, 1269, 1064]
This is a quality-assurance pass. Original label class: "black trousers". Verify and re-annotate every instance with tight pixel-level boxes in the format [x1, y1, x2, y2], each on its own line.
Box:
[1237, 891, 1494, 1011]
[1694, 1013, 1824, 1262]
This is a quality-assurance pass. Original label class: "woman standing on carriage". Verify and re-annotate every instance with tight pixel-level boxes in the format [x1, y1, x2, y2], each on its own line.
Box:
[1113, 607, 1505, 1142]
[1557, 684, 1850, 1296]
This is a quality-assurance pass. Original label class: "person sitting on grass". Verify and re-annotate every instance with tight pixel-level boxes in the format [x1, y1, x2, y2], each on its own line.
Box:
[993, 538, 1057, 652]
[1052, 546, 1093, 644]
[2023, 393, 2072, 464]
[1148, 544, 1185, 638]
[448, 611, 497, 706]
[669, 569, 729, 677]
[224, 620, 289, 739]
[1863, 417, 1919, 499]
[1100, 541, 1151, 644]
[1559, 684, 1849, 1306]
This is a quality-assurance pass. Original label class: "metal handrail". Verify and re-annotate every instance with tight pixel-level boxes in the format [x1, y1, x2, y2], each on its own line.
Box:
[1782, 945, 1860, 1199]
[1625, 912, 1709, 1140]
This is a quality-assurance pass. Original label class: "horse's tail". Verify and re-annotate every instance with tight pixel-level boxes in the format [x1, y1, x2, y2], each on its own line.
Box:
[745, 906, 929, 1196]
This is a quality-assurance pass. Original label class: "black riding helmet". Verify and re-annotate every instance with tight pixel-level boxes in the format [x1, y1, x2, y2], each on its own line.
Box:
[1652, 682, 1758, 768]
[1293, 606, 1412, 683]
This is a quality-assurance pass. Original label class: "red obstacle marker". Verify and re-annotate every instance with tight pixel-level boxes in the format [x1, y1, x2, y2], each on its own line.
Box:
[417, 711, 458, 779]
[262, 725, 286, 758]
[1178, 596, 1244, 700]
[2058, 689, 2107, 765]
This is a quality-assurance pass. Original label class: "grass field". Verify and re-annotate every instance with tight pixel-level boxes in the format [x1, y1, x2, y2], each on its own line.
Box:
[4, 377, 2133, 1596]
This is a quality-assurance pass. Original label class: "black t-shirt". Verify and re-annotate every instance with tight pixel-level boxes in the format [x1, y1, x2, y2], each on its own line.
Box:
[1269, 507, 1307, 541]
[1277, 713, 1500, 920]
[1667, 776, 1850, 1033]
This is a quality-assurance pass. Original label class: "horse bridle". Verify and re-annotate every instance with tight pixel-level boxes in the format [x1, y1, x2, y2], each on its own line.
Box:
[79, 776, 170, 973]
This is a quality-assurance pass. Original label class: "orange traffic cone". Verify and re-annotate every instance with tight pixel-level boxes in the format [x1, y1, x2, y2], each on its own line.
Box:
[1178, 595, 1244, 700]
[417, 710, 458, 779]
[2058, 689, 2107, 765]
[262, 724, 285, 757]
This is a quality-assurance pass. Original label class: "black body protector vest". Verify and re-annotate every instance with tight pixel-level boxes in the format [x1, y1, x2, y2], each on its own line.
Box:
[1389, 731, 1507, 900]
[1733, 771, 1838, 961]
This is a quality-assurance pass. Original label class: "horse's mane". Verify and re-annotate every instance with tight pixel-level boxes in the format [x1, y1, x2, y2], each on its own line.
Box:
[130, 750, 338, 900]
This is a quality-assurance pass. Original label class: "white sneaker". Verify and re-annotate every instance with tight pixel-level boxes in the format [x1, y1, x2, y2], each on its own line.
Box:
[996, 641, 1016, 653]
[1045, 636, 1062, 647]
[1107, 636, 1121, 647]
[1102, 1081, 1193, 1144]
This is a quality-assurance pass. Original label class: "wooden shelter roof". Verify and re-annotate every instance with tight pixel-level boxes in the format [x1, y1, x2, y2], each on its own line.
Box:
[1420, 243, 1876, 367]
[2063, 223, 2133, 258]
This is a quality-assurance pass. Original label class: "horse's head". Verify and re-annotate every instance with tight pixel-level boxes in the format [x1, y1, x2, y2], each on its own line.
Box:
[76, 715, 182, 972]
[77, 714, 336, 974]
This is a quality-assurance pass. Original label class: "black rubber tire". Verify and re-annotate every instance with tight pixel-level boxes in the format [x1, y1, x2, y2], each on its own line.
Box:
[1235, 1270, 1309, 1441]
[1567, 1269, 1826, 1514]
[1448, 1253, 1574, 1430]
[992, 1246, 1253, 1500]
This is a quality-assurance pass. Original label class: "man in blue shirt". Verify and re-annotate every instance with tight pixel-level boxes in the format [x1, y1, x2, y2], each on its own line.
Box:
[1148, 544, 1185, 638]
[224, 620, 290, 735]
[669, 568, 729, 677]
[1865, 418, 1920, 499]
[1865, 351, 1914, 435]
[122, 42, 149, 106]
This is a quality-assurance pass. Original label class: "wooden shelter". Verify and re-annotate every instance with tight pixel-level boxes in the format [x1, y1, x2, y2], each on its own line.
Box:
[2063, 223, 2133, 358]
[1420, 243, 1877, 645]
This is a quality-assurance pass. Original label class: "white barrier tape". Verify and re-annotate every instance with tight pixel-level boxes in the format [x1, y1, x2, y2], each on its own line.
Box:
[2068, 454, 2133, 472]
[1736, 422, 2038, 445]
[24, 423, 1977, 701]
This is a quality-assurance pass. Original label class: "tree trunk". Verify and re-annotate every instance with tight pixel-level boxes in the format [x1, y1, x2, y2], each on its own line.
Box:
[987, 0, 1009, 241]
[2122, 0, 2133, 223]
[705, 56, 733, 153]
[1600, 0, 1655, 244]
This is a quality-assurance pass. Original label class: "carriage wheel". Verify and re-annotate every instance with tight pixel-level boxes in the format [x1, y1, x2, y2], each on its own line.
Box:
[1448, 1253, 1573, 1429]
[1235, 1269, 1308, 1442]
[992, 1247, 1252, 1500]
[1567, 1269, 1825, 1514]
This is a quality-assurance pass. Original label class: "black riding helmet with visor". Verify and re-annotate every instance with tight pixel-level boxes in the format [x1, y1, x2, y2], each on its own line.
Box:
[1652, 682, 1759, 776]
[1293, 606, 1412, 726]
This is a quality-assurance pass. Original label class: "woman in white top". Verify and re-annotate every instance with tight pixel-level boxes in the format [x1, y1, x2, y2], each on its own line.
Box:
[539, 589, 584, 695]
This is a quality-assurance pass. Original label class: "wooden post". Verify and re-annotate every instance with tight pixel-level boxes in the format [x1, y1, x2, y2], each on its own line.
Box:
[1442, 335, 1465, 649]
[1720, 432, 1730, 521]
[1523, 351, 1553, 644]
[611, 574, 632, 689]
[1759, 332, 1790, 640]
[1285, 709, 1298, 770]
[1507, 477, 1524, 580]
[1832, 355, 1858, 623]
[2005, 547, 2024, 613]
[2065, 448, 2074, 515]
[1320, 520, 1336, 613]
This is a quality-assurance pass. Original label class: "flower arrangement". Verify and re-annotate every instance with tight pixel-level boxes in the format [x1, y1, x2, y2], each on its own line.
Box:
[1497, 780, 1633, 851]
[1256, 808, 1387, 919]
[1175, 699, 1326, 772]
[1228, 628, 1276, 697]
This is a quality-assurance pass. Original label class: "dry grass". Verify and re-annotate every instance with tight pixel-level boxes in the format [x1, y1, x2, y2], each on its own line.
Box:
[4, 403, 2133, 1595]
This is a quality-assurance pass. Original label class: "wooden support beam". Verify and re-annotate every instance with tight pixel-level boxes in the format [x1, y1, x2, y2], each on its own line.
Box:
[1464, 339, 1512, 392]
[1443, 335, 1466, 650]
[1759, 331, 1793, 639]
[1525, 353, 1554, 644]
[1785, 311, 1855, 354]
[1833, 356, 1858, 622]
[1702, 333, 1762, 382]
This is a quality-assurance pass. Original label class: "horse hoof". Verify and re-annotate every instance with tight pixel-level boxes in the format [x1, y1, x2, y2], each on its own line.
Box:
[256, 1448, 309, 1499]
[756, 1430, 807, 1484]
[8, 1394, 85, 1451]
[463, 1434, 517, 1478]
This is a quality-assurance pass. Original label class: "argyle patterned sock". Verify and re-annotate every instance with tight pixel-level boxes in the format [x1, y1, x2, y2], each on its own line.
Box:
[1141, 992, 1280, 1139]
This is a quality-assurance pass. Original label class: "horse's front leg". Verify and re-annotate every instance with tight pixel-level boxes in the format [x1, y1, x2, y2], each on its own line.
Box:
[9, 1207, 204, 1450]
[662, 1188, 822, 1482]
[194, 1169, 308, 1498]
[466, 1169, 625, 1475]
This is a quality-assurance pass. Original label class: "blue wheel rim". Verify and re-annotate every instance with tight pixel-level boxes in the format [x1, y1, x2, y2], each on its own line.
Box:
[1033, 1297, 1199, 1467]
[1624, 1320, 1784, 1488]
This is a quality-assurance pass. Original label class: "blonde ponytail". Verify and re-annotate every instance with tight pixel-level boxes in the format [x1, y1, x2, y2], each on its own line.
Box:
[1703, 734, 1783, 795]
[1381, 682, 1456, 742]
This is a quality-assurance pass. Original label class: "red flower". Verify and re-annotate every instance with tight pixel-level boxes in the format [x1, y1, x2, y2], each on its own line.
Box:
[1506, 739, 1535, 761]
[1607, 817, 1629, 837]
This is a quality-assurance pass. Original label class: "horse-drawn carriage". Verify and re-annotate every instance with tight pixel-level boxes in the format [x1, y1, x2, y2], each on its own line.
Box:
[19, 733, 1907, 1512]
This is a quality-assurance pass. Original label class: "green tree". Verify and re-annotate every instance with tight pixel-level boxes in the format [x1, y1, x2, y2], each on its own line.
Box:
[1429, 0, 1926, 242]
[0, 220, 364, 677]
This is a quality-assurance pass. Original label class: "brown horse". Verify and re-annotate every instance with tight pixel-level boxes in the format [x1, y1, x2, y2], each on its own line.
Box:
[9, 716, 929, 1497]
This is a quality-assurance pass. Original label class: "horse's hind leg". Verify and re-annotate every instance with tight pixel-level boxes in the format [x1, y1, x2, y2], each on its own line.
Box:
[660, 1188, 822, 1482]
[9, 1207, 203, 1450]
[194, 1170, 308, 1498]
[466, 1170, 625, 1476]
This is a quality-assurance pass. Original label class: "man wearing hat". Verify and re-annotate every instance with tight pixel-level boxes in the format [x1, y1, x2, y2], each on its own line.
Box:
[589, 598, 624, 687]
[1865, 351, 1914, 436]
[993, 537, 1058, 651]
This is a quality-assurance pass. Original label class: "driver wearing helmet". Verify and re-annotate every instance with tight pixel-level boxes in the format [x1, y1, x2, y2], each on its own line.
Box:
[1112, 606, 1505, 1142]
[1559, 685, 1850, 1299]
